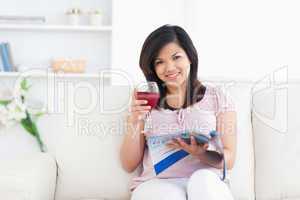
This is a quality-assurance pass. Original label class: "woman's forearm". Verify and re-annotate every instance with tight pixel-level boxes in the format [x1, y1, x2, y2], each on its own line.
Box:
[120, 118, 145, 172]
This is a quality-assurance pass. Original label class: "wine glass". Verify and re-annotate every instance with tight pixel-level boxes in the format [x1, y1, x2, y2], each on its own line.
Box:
[136, 81, 160, 132]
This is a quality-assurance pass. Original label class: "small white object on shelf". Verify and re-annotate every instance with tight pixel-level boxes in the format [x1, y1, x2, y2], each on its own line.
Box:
[89, 14, 102, 26]
[66, 8, 82, 26]
[67, 14, 80, 26]
[88, 9, 103, 26]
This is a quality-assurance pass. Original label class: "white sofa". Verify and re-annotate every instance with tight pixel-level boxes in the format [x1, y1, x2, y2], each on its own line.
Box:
[0, 75, 299, 200]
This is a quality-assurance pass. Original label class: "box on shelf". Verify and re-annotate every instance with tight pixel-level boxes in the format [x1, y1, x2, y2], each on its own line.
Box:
[51, 58, 86, 73]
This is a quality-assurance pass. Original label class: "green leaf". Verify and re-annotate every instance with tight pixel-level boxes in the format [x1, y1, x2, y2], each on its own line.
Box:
[21, 118, 35, 136]
[34, 112, 44, 117]
[0, 100, 11, 105]
[20, 111, 35, 136]
[20, 79, 31, 91]
[20, 111, 45, 152]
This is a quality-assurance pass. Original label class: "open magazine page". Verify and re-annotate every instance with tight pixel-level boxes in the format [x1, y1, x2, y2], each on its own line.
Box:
[146, 133, 189, 175]
[146, 131, 225, 176]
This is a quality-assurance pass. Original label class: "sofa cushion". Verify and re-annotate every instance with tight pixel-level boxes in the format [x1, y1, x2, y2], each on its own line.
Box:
[252, 79, 300, 200]
[0, 124, 41, 158]
[203, 80, 255, 200]
[0, 153, 57, 200]
[38, 84, 137, 200]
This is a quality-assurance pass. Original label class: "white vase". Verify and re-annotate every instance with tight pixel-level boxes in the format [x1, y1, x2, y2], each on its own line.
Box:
[89, 14, 102, 26]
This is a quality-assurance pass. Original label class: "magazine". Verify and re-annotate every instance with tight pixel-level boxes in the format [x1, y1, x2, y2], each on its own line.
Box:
[146, 131, 225, 176]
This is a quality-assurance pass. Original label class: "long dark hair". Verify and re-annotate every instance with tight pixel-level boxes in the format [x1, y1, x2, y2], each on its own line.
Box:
[139, 24, 206, 110]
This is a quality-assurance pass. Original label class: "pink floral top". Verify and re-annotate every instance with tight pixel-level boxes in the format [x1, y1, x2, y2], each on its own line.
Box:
[131, 84, 236, 190]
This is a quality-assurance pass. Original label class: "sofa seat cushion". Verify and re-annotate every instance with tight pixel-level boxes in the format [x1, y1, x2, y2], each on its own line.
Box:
[0, 153, 57, 200]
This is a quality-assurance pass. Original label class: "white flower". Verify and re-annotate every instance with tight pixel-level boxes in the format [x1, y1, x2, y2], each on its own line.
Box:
[0, 78, 43, 127]
[7, 101, 27, 122]
[0, 79, 45, 152]
[0, 104, 15, 127]
[0, 104, 9, 124]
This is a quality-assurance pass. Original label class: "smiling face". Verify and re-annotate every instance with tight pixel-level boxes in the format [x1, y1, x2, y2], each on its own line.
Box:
[154, 42, 191, 92]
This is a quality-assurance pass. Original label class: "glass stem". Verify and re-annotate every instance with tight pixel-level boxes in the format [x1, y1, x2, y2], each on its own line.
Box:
[145, 111, 152, 132]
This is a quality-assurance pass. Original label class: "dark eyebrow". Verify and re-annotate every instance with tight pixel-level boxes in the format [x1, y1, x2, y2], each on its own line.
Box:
[172, 52, 179, 57]
[155, 51, 181, 61]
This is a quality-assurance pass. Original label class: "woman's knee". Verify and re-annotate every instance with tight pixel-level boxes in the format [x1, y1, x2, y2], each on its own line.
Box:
[131, 179, 186, 200]
[188, 169, 219, 188]
[187, 169, 234, 200]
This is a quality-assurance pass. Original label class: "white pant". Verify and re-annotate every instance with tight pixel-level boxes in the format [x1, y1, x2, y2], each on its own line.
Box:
[131, 169, 234, 200]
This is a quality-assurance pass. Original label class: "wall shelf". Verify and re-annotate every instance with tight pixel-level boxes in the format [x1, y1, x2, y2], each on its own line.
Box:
[1, 0, 113, 84]
[0, 72, 112, 79]
[0, 24, 112, 32]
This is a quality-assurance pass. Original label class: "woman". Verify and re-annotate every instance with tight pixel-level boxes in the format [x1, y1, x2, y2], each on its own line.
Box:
[120, 25, 237, 200]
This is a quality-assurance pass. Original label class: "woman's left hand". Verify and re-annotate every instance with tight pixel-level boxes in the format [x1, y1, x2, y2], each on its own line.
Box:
[167, 135, 209, 157]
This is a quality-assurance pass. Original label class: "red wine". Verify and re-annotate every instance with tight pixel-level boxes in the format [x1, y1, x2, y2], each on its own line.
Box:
[137, 92, 160, 109]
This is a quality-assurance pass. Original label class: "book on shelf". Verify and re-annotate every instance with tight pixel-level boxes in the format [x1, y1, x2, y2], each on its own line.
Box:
[0, 15, 46, 24]
[0, 53, 3, 71]
[0, 42, 16, 72]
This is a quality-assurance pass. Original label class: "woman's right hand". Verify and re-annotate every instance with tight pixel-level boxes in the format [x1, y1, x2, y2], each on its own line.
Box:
[121, 89, 149, 172]
[128, 89, 151, 124]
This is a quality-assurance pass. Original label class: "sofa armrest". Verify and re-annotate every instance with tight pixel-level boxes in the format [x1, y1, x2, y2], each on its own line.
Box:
[0, 153, 57, 200]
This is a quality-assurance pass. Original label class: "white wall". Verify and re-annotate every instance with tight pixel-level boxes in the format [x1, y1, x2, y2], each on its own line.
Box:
[112, 0, 299, 85]
[185, 0, 300, 81]
[112, 0, 185, 85]
[1, 0, 298, 83]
